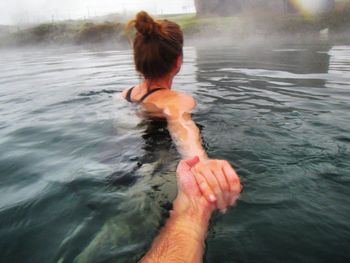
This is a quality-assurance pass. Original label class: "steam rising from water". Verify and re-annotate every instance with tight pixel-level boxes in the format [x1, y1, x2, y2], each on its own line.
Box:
[0, 0, 195, 25]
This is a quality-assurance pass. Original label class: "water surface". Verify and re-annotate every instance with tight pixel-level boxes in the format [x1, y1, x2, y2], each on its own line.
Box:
[0, 43, 349, 263]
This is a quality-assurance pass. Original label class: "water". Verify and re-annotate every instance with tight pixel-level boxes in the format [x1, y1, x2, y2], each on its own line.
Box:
[0, 43, 349, 263]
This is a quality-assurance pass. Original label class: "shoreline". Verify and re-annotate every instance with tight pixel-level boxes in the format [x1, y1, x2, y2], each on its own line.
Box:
[1, 10, 350, 48]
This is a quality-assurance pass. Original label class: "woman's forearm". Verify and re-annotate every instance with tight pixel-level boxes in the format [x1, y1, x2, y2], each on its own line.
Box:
[167, 115, 208, 161]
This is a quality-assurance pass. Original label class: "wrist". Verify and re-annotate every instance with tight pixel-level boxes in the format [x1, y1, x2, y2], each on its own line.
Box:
[172, 194, 213, 231]
[197, 150, 208, 161]
[199, 154, 208, 161]
[168, 211, 208, 244]
[183, 149, 208, 162]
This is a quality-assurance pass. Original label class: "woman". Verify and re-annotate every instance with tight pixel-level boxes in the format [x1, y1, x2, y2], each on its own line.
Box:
[123, 11, 241, 211]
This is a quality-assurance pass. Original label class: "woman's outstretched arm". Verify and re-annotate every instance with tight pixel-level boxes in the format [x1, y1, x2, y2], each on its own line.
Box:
[161, 93, 242, 211]
[163, 92, 207, 160]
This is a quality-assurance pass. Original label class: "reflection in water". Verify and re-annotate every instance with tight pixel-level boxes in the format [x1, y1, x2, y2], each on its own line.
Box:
[328, 45, 350, 74]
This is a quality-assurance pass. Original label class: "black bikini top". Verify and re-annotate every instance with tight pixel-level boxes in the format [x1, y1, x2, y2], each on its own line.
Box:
[125, 86, 166, 103]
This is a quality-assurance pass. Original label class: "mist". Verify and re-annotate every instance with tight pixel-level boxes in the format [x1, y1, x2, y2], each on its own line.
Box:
[0, 0, 195, 26]
[0, 0, 349, 49]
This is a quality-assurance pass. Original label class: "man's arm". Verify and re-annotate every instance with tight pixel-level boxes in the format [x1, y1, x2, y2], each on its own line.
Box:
[141, 157, 213, 263]
[140, 202, 211, 263]
[141, 157, 242, 263]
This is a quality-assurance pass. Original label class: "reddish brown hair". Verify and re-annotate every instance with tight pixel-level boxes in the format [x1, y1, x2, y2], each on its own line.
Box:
[126, 11, 183, 79]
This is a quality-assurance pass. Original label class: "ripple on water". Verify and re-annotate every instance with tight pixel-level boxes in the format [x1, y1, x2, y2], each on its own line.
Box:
[0, 45, 350, 263]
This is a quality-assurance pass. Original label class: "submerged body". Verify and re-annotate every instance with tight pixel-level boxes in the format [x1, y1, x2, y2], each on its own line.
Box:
[122, 83, 207, 160]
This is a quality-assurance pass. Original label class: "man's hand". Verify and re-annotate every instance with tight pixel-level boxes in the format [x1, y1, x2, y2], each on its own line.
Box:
[141, 157, 242, 263]
[191, 159, 242, 213]
[173, 156, 215, 225]
[173, 157, 241, 221]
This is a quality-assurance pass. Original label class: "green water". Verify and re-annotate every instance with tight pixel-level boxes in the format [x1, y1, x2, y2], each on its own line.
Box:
[0, 43, 349, 263]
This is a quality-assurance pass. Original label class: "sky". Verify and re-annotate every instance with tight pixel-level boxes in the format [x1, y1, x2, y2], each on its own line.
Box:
[0, 0, 196, 25]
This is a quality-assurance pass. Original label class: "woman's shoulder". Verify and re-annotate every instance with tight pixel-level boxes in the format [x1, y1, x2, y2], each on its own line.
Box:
[157, 90, 194, 106]
[157, 90, 196, 118]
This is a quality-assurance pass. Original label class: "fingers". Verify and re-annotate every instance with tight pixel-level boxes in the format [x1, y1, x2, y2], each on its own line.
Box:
[212, 164, 231, 205]
[199, 168, 227, 211]
[230, 194, 240, 206]
[185, 156, 200, 168]
[222, 161, 241, 207]
[182, 159, 242, 213]
[177, 156, 200, 175]
[192, 169, 217, 203]
[222, 161, 241, 194]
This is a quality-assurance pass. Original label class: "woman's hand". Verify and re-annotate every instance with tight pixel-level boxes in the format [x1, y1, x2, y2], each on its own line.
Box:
[191, 159, 242, 213]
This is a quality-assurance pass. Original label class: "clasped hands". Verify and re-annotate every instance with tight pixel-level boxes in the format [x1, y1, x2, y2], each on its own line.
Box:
[173, 156, 242, 224]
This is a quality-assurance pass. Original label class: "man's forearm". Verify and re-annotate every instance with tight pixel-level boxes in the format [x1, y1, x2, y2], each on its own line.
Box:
[141, 203, 211, 263]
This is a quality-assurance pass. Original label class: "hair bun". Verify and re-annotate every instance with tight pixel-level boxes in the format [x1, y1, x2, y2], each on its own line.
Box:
[135, 11, 159, 37]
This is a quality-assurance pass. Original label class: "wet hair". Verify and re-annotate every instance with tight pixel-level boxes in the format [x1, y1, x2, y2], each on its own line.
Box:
[126, 11, 183, 80]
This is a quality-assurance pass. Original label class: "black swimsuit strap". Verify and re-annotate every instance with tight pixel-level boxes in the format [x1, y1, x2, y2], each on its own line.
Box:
[125, 87, 135, 102]
[138, 87, 166, 103]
